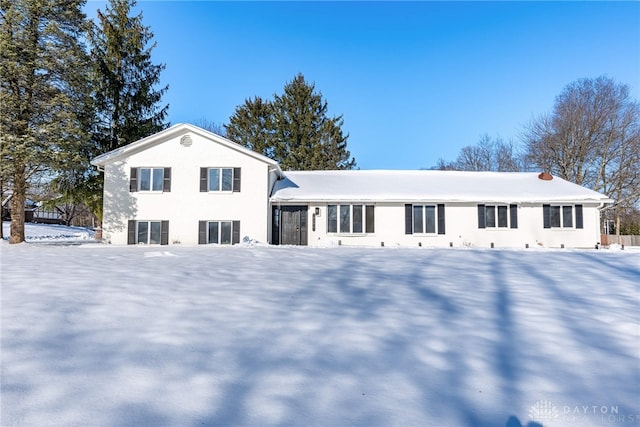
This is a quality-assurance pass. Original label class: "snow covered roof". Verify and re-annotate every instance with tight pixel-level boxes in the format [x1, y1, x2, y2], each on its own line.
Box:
[270, 170, 613, 204]
[91, 123, 283, 176]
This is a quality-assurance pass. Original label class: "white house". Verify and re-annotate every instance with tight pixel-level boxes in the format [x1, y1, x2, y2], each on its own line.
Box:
[92, 123, 612, 248]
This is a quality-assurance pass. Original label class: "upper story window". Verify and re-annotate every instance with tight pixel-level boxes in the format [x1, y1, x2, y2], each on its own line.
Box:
[543, 204, 583, 229]
[140, 168, 164, 191]
[130, 167, 171, 192]
[405, 204, 446, 235]
[327, 204, 375, 234]
[200, 167, 241, 192]
[478, 204, 518, 229]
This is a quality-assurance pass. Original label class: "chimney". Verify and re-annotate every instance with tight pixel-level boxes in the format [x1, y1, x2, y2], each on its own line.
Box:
[538, 172, 553, 181]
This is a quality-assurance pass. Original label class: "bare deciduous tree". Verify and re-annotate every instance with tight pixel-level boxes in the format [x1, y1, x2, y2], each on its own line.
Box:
[524, 76, 640, 236]
[447, 134, 524, 172]
[192, 117, 227, 136]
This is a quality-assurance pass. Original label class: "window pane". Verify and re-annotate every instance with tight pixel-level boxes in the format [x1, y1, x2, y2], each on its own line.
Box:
[413, 205, 423, 233]
[498, 206, 508, 228]
[139, 168, 151, 191]
[149, 221, 161, 244]
[208, 169, 220, 191]
[221, 168, 233, 191]
[339, 205, 350, 233]
[137, 221, 148, 244]
[551, 206, 561, 228]
[563, 206, 573, 228]
[220, 221, 232, 244]
[353, 205, 363, 233]
[151, 168, 163, 191]
[208, 222, 219, 244]
[425, 206, 436, 234]
[485, 206, 496, 228]
[365, 205, 375, 233]
[327, 205, 337, 233]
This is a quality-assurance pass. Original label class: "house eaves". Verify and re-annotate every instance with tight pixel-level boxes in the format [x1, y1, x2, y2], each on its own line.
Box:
[91, 123, 284, 178]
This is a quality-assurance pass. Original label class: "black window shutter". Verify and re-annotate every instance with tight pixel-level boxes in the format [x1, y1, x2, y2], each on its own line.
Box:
[127, 220, 136, 244]
[200, 168, 208, 192]
[198, 221, 207, 244]
[233, 168, 241, 192]
[543, 204, 551, 229]
[437, 204, 445, 235]
[130, 168, 138, 192]
[232, 220, 240, 244]
[163, 167, 171, 192]
[405, 204, 413, 234]
[478, 204, 486, 229]
[160, 221, 169, 245]
[365, 205, 375, 233]
[575, 204, 583, 229]
[510, 204, 518, 229]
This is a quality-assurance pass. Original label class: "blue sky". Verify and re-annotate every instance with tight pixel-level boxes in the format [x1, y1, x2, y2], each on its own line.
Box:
[84, 1, 640, 170]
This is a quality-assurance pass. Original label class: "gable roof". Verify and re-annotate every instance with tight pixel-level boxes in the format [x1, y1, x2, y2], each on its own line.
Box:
[91, 123, 283, 176]
[271, 170, 612, 204]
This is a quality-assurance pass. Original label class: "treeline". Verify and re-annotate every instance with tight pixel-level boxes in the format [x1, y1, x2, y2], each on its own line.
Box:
[2, 0, 637, 241]
[0, 0, 356, 243]
[1, 0, 168, 243]
[432, 76, 640, 235]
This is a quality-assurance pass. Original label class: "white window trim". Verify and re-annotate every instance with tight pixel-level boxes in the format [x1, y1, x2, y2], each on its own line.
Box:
[207, 167, 234, 192]
[207, 220, 234, 244]
[136, 220, 162, 244]
[484, 205, 510, 229]
[139, 167, 165, 192]
[328, 204, 374, 235]
[549, 205, 575, 229]
[412, 204, 438, 235]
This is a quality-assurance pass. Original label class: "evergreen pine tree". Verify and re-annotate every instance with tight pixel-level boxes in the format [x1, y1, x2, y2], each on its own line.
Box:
[0, 0, 91, 243]
[225, 73, 356, 170]
[225, 96, 275, 158]
[90, 0, 169, 153]
[50, 0, 170, 225]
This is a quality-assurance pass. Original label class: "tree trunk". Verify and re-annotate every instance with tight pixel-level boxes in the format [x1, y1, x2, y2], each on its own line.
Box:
[10, 164, 26, 244]
[0, 178, 4, 240]
[616, 210, 621, 245]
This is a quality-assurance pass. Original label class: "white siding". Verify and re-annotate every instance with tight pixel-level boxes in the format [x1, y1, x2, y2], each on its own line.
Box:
[102, 131, 271, 245]
[301, 202, 602, 249]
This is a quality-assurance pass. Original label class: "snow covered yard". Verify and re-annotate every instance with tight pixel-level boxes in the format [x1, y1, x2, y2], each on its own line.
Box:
[1, 225, 639, 427]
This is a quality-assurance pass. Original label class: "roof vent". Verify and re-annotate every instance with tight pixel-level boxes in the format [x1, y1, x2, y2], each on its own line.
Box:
[538, 172, 553, 181]
[180, 134, 193, 147]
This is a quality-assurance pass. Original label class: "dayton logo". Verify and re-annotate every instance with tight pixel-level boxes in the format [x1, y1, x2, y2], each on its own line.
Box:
[529, 400, 560, 423]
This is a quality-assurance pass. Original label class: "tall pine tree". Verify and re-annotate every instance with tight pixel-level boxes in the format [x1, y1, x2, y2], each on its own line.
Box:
[89, 0, 169, 153]
[225, 73, 355, 170]
[0, 0, 91, 243]
[226, 96, 275, 158]
[51, 0, 170, 225]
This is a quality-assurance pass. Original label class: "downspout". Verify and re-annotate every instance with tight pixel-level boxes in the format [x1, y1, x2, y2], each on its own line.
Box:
[597, 202, 615, 246]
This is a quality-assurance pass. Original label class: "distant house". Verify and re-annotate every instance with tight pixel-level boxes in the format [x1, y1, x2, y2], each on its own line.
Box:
[91, 123, 612, 248]
[2, 192, 65, 225]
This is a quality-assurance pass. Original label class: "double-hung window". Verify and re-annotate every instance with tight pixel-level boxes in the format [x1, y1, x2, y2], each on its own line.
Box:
[327, 204, 375, 234]
[138, 221, 161, 244]
[209, 168, 233, 191]
[405, 204, 446, 235]
[200, 167, 241, 192]
[413, 205, 437, 234]
[130, 167, 171, 192]
[543, 204, 583, 229]
[198, 220, 241, 244]
[478, 204, 518, 229]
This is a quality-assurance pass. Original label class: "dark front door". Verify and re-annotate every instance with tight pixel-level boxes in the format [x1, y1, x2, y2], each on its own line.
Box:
[277, 206, 308, 245]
